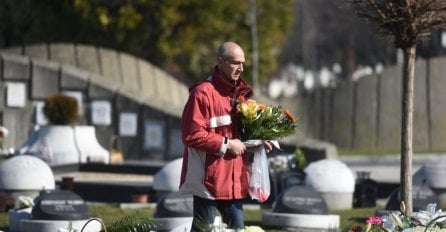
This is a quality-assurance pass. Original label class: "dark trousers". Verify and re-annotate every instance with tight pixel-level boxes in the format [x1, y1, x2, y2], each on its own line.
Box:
[191, 195, 244, 231]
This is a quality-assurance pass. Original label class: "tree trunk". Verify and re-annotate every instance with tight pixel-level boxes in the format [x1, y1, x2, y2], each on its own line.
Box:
[400, 46, 416, 214]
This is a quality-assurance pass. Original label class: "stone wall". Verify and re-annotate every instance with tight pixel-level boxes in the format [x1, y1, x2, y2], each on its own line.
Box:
[429, 57, 446, 151]
[301, 56, 446, 153]
[0, 43, 188, 160]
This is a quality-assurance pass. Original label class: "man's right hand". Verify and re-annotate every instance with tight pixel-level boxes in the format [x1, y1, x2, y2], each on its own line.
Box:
[227, 139, 246, 156]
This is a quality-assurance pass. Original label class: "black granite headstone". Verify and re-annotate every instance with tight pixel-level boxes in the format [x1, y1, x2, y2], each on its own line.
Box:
[155, 192, 193, 218]
[385, 184, 440, 212]
[32, 190, 89, 220]
[273, 185, 328, 214]
[353, 171, 378, 208]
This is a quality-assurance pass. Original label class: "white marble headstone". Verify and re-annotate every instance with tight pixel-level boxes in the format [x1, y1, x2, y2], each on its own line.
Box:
[304, 159, 355, 210]
[304, 159, 355, 193]
[0, 155, 55, 191]
[153, 158, 183, 191]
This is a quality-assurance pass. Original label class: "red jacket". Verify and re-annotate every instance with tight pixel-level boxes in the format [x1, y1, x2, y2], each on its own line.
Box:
[179, 67, 253, 200]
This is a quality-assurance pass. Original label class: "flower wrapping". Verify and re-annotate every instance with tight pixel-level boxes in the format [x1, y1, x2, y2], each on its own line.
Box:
[248, 145, 270, 203]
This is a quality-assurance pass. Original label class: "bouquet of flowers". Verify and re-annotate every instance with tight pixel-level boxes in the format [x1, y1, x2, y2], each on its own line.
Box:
[236, 97, 297, 203]
[349, 202, 446, 232]
[236, 97, 298, 141]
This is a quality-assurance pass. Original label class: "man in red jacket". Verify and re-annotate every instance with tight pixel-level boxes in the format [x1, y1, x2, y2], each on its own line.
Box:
[179, 41, 271, 231]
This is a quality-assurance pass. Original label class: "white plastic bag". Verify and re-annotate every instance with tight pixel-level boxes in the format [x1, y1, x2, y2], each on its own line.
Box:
[248, 146, 271, 202]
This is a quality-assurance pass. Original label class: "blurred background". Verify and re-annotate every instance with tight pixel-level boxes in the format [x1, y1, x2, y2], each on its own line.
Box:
[1, 0, 446, 160]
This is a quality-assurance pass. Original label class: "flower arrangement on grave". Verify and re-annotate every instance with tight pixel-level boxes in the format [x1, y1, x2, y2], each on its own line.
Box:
[0, 126, 9, 151]
[236, 96, 298, 141]
[268, 155, 289, 173]
[294, 147, 307, 170]
[43, 93, 79, 126]
[348, 202, 446, 232]
[16, 196, 34, 209]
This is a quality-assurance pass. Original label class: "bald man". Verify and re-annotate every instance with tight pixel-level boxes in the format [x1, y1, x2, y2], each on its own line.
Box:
[179, 42, 270, 231]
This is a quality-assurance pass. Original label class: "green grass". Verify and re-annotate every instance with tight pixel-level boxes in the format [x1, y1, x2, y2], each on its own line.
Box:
[0, 204, 377, 231]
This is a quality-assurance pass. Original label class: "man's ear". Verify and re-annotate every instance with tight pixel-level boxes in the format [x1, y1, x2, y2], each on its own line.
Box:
[217, 57, 224, 65]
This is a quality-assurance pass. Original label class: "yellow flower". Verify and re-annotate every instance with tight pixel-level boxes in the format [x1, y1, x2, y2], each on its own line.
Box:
[365, 223, 372, 232]
[238, 99, 259, 120]
[400, 201, 406, 214]
[390, 212, 403, 227]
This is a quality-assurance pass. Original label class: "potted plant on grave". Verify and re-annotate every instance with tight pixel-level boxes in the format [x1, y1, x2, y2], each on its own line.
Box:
[17, 93, 110, 166]
[8, 195, 34, 232]
[14, 93, 82, 165]
[43, 93, 80, 126]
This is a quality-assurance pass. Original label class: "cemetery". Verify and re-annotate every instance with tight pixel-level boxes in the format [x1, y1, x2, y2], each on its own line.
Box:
[1, 44, 446, 231]
[1, 136, 446, 231]
[0, 0, 446, 230]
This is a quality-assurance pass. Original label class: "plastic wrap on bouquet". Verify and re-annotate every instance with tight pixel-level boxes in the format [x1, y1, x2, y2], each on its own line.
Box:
[248, 144, 270, 203]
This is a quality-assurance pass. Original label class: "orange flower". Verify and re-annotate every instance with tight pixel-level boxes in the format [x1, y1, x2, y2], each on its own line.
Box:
[284, 109, 296, 122]
[258, 104, 266, 110]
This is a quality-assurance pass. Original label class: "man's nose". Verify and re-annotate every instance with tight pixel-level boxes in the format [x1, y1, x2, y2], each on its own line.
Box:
[239, 63, 243, 72]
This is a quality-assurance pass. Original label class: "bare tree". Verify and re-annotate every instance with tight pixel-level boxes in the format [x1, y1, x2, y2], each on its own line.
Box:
[345, 0, 446, 214]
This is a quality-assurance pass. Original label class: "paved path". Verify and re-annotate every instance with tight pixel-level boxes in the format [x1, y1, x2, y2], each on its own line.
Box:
[339, 153, 444, 183]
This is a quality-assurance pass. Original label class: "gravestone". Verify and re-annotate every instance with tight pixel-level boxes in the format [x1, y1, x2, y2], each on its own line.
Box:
[155, 192, 193, 218]
[263, 185, 339, 230]
[304, 159, 355, 210]
[273, 185, 328, 215]
[385, 184, 440, 212]
[424, 157, 446, 189]
[353, 171, 378, 208]
[153, 158, 183, 200]
[32, 190, 89, 220]
[0, 155, 55, 199]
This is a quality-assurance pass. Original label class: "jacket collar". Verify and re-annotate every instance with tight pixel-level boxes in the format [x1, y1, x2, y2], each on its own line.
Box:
[210, 66, 253, 98]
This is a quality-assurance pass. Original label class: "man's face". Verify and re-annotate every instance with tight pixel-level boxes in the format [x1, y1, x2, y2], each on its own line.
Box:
[218, 47, 245, 82]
